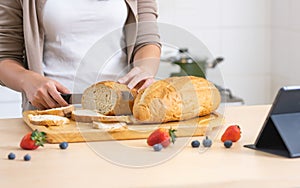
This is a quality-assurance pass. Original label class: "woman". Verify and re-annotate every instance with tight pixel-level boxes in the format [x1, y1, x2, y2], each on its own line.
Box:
[0, 0, 161, 110]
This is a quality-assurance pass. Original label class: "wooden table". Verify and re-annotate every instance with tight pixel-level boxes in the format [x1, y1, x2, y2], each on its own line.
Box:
[1, 105, 300, 188]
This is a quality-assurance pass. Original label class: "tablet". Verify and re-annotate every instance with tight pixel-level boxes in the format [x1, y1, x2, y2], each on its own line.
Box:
[244, 86, 300, 158]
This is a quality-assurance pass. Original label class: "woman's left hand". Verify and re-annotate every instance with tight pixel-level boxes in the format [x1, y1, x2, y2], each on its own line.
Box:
[118, 66, 156, 91]
[118, 44, 161, 91]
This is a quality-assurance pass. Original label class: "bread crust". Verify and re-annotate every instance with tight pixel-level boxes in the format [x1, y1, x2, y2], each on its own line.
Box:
[133, 76, 221, 123]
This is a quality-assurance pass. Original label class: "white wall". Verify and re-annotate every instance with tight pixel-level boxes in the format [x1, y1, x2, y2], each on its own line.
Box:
[158, 0, 272, 105]
[0, 86, 22, 118]
[270, 0, 300, 100]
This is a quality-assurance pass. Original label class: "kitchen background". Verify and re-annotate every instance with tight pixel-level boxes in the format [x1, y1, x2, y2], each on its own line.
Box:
[0, 0, 299, 118]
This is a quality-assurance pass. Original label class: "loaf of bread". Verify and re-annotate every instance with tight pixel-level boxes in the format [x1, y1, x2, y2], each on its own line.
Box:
[28, 114, 70, 126]
[81, 81, 137, 115]
[133, 76, 221, 123]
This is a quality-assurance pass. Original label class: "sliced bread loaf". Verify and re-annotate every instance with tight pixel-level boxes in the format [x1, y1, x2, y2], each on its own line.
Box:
[71, 109, 132, 123]
[81, 81, 136, 115]
[28, 114, 70, 126]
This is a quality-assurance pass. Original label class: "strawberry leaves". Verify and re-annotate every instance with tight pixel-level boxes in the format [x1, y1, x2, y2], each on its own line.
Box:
[30, 129, 46, 147]
[169, 128, 177, 144]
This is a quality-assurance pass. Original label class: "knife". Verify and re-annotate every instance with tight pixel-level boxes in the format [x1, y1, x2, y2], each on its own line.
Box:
[61, 94, 83, 104]
[121, 90, 134, 101]
[61, 91, 134, 104]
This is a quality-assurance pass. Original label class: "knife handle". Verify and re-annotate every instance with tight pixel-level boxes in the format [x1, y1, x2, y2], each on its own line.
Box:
[61, 94, 71, 104]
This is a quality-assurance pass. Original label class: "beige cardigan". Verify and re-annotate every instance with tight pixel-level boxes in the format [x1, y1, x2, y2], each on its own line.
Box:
[0, 0, 160, 110]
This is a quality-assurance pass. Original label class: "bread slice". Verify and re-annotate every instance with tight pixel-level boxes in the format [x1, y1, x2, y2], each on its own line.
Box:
[28, 114, 70, 126]
[81, 81, 137, 115]
[92, 121, 127, 132]
[35, 105, 75, 117]
[71, 109, 132, 123]
[133, 76, 221, 123]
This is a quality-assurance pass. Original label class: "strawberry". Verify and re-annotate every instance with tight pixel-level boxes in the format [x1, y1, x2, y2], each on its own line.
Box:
[221, 125, 241, 142]
[147, 127, 176, 147]
[20, 129, 46, 150]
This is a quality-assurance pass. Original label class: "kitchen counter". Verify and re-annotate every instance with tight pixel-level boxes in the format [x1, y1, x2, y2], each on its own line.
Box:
[1, 105, 300, 188]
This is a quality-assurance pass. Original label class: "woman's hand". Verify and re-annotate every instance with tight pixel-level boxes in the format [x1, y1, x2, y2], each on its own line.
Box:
[0, 59, 69, 110]
[118, 44, 161, 91]
[118, 66, 156, 91]
[22, 72, 70, 110]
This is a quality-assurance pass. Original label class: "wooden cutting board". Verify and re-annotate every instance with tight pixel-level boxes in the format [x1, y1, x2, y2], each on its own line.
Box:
[22, 111, 224, 144]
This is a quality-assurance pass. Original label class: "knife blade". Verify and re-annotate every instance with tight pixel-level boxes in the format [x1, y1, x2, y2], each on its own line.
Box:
[120, 91, 134, 101]
[61, 94, 83, 104]
[61, 91, 133, 104]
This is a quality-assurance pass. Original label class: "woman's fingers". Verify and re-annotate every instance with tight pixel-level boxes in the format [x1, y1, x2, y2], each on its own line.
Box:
[118, 67, 141, 85]
[55, 80, 70, 94]
[41, 82, 69, 108]
[30, 100, 46, 110]
[118, 66, 155, 90]
[30, 85, 57, 109]
[136, 78, 155, 91]
[30, 93, 49, 110]
[127, 71, 153, 89]
[50, 81, 69, 106]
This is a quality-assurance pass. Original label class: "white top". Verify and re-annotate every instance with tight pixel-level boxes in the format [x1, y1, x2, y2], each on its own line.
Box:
[42, 0, 128, 92]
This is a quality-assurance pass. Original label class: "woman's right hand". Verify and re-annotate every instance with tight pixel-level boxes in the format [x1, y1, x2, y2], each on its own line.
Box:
[22, 71, 70, 110]
[0, 59, 69, 110]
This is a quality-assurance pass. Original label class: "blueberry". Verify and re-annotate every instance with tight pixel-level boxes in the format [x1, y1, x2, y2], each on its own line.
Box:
[59, 142, 68, 149]
[224, 140, 233, 148]
[24, 154, 31, 161]
[153, 143, 163, 151]
[191, 140, 200, 148]
[202, 136, 212, 147]
[8, 152, 16, 160]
